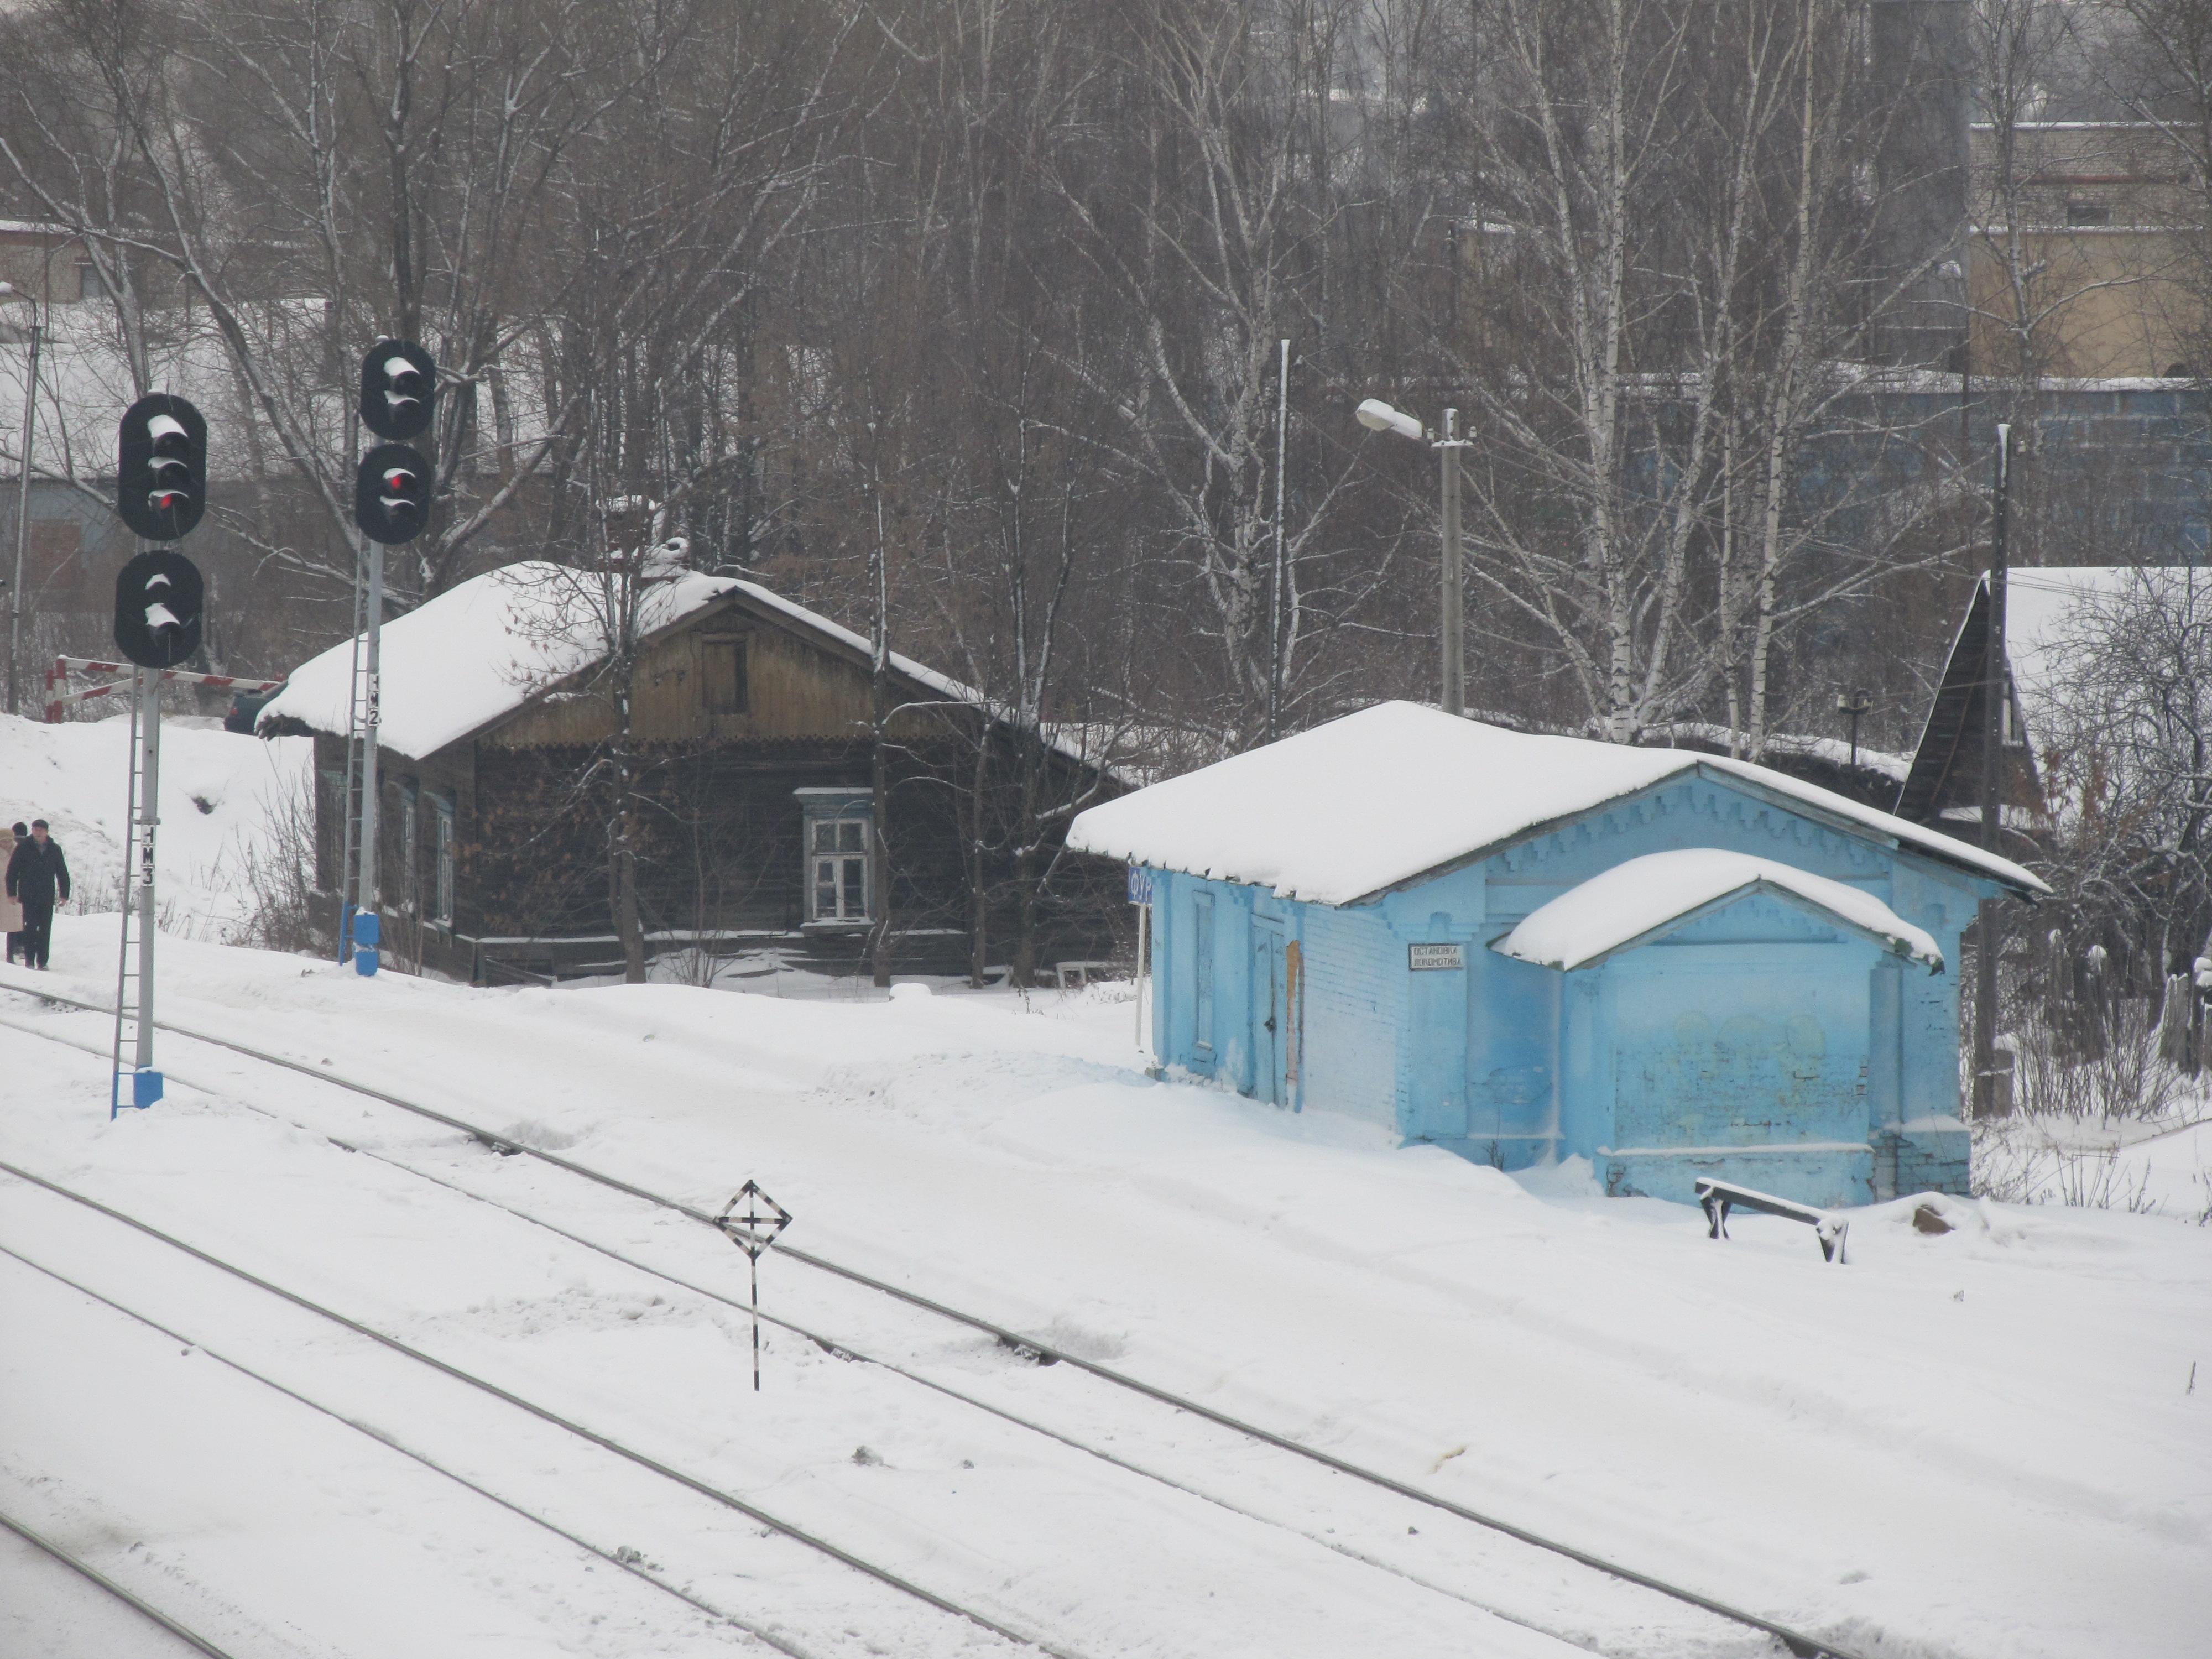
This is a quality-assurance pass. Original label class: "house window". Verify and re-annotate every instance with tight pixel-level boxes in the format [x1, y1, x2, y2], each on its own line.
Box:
[1194, 890, 1215, 1051]
[77, 263, 101, 301]
[2065, 201, 2112, 227]
[702, 634, 749, 714]
[432, 796, 455, 929]
[797, 790, 872, 923]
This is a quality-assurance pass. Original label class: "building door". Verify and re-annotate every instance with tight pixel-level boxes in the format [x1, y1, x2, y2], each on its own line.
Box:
[1252, 921, 1289, 1106]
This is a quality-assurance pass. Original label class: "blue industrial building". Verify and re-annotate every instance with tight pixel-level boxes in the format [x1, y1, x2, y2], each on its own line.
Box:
[1070, 703, 2044, 1208]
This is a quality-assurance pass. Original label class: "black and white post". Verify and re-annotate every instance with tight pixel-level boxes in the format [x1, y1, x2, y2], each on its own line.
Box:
[715, 1182, 794, 1391]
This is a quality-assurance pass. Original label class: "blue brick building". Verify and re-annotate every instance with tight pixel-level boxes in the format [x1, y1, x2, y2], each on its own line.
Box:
[1071, 703, 2044, 1208]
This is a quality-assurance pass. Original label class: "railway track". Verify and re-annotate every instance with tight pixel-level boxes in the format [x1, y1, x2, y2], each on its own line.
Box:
[0, 974, 1864, 1659]
[0, 1506, 239, 1659]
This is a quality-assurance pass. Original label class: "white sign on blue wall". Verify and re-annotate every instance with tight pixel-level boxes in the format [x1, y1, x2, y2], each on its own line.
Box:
[1408, 943, 1465, 971]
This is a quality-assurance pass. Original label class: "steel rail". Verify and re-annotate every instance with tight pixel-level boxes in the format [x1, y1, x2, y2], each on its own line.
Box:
[0, 1240, 814, 1659]
[0, 975, 1865, 1659]
[0, 1008, 1597, 1651]
[0, 1153, 1086, 1659]
[0, 1506, 239, 1659]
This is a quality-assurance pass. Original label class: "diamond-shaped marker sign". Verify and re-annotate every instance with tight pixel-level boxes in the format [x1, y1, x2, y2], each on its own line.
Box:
[717, 1180, 792, 1260]
[717, 1181, 792, 1392]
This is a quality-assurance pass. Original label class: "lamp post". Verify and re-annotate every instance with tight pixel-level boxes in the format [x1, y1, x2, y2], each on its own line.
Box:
[1356, 396, 1467, 717]
[1835, 687, 1871, 771]
[1, 282, 41, 718]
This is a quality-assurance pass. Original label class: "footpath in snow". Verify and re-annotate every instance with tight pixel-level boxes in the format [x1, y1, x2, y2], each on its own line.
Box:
[1, 912, 2206, 1658]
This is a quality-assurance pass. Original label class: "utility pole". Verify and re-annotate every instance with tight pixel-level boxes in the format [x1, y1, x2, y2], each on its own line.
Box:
[1973, 422, 2012, 1119]
[1438, 409, 1467, 718]
[1266, 337, 1290, 740]
[6, 315, 39, 717]
[1354, 395, 1470, 718]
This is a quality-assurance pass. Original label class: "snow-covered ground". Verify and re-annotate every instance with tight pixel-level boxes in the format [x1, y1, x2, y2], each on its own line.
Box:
[2, 913, 2208, 1659]
[1, 711, 313, 937]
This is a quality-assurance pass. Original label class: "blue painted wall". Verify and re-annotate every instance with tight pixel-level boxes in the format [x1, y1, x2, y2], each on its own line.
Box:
[1146, 769, 2005, 1208]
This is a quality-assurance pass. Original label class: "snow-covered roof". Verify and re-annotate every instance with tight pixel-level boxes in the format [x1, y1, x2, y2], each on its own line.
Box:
[1492, 849, 1943, 972]
[1646, 721, 1913, 784]
[259, 560, 1120, 771]
[1066, 702, 2045, 906]
[259, 562, 744, 760]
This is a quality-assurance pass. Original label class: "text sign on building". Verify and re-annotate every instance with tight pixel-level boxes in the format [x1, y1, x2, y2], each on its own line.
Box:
[1408, 943, 1465, 971]
[1126, 865, 1155, 905]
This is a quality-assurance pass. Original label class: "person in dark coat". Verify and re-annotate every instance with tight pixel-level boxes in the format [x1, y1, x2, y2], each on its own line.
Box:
[6, 819, 70, 971]
[2, 822, 23, 964]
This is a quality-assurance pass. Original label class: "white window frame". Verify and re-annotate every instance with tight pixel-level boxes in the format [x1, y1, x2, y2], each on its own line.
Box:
[796, 789, 872, 926]
[399, 784, 420, 916]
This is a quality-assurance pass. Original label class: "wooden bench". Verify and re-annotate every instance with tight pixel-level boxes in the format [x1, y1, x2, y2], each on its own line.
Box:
[1695, 1177, 1849, 1264]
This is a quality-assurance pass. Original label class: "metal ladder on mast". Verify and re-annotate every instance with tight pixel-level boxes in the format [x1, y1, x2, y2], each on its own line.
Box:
[110, 669, 160, 1116]
[336, 541, 369, 962]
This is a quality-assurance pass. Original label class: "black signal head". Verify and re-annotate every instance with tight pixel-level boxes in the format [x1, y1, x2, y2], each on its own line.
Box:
[358, 340, 437, 441]
[113, 549, 205, 668]
[117, 394, 207, 541]
[354, 442, 433, 544]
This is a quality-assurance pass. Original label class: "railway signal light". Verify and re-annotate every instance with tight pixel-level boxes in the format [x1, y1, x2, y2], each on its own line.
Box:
[354, 442, 432, 544]
[113, 549, 204, 669]
[117, 394, 207, 542]
[358, 339, 436, 442]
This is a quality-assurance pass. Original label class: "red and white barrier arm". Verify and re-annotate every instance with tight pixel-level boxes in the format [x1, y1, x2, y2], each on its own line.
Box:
[43, 679, 138, 722]
[43, 658, 285, 723]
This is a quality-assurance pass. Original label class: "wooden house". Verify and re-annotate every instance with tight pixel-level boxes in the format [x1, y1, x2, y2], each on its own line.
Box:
[1072, 703, 2044, 1208]
[258, 561, 1124, 984]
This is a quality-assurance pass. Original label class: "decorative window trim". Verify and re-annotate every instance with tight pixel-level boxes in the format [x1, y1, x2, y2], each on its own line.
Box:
[796, 788, 873, 926]
[1193, 889, 1216, 1053]
[431, 794, 457, 932]
[399, 781, 420, 917]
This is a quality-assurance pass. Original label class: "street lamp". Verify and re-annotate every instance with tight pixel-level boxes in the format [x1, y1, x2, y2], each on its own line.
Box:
[1835, 687, 1871, 771]
[0, 280, 41, 719]
[1357, 396, 1467, 717]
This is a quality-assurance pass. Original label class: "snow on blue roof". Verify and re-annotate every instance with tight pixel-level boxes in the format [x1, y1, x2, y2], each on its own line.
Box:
[1066, 702, 2045, 906]
[1493, 849, 1943, 972]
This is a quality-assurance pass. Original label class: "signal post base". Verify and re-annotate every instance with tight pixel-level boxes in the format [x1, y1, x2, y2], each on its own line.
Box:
[112, 1069, 163, 1120]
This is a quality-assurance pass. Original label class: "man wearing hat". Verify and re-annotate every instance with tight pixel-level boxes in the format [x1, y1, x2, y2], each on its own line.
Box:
[5, 818, 70, 971]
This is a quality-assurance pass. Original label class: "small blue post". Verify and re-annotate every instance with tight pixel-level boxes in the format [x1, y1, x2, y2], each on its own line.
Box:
[340, 902, 356, 964]
[111, 1069, 162, 1120]
[352, 910, 380, 977]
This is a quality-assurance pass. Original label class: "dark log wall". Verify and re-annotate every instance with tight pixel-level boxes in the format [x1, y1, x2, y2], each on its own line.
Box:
[295, 584, 1128, 983]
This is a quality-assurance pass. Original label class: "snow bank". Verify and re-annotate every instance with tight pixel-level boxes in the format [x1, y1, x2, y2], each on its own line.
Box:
[1494, 847, 1944, 971]
[0, 710, 311, 935]
[3, 925, 2208, 1657]
[1067, 701, 2044, 906]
